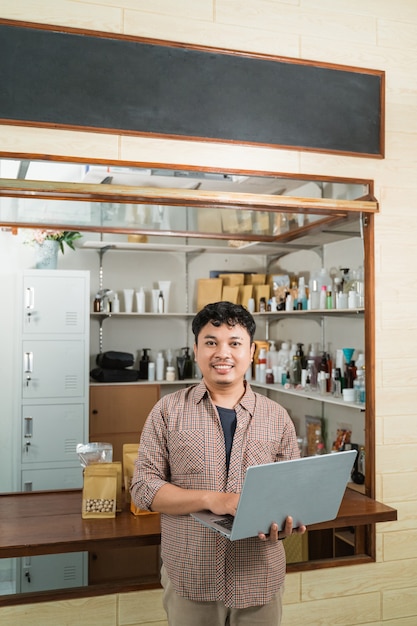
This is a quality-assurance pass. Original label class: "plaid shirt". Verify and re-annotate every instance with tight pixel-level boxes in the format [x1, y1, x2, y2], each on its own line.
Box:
[131, 381, 300, 609]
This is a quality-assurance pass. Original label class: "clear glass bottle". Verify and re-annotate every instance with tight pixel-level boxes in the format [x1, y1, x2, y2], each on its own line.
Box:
[305, 358, 317, 391]
[332, 367, 342, 397]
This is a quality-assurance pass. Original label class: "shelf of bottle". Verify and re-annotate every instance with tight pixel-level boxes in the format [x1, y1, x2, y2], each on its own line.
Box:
[90, 309, 364, 320]
[90, 311, 196, 319]
[253, 308, 364, 318]
[89, 378, 198, 387]
[250, 381, 365, 409]
[81, 240, 302, 256]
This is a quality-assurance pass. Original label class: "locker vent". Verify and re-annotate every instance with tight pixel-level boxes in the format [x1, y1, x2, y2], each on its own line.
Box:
[65, 312, 79, 326]
[65, 438, 77, 454]
[63, 566, 77, 581]
[65, 375, 78, 390]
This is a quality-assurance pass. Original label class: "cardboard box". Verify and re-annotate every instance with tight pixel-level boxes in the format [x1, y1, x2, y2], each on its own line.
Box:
[196, 278, 223, 311]
[238, 284, 253, 306]
[255, 284, 271, 310]
[222, 285, 240, 304]
[244, 273, 266, 285]
[219, 273, 245, 287]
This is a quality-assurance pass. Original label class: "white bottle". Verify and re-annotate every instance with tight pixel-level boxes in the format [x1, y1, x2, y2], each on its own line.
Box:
[319, 285, 327, 309]
[158, 290, 164, 313]
[136, 287, 145, 314]
[309, 278, 320, 310]
[156, 352, 165, 381]
[267, 340, 279, 369]
[277, 341, 290, 369]
[148, 362, 155, 381]
[112, 292, 120, 313]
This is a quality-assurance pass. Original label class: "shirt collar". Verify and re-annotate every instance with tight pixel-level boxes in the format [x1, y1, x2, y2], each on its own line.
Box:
[193, 379, 256, 415]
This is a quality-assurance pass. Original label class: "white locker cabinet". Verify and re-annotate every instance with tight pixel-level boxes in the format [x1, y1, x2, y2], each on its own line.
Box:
[22, 340, 86, 399]
[22, 271, 87, 335]
[21, 404, 85, 466]
[19, 553, 87, 594]
[21, 467, 83, 491]
[15, 270, 89, 594]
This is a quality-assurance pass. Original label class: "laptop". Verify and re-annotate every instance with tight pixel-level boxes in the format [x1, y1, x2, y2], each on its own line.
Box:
[191, 449, 357, 541]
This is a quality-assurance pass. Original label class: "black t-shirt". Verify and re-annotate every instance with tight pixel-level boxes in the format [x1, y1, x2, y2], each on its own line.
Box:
[216, 406, 237, 472]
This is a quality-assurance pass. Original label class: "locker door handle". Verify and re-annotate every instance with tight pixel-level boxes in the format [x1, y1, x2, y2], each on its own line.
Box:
[24, 352, 33, 386]
[25, 286, 35, 323]
[24, 416, 33, 438]
[24, 352, 33, 373]
[24, 557, 32, 584]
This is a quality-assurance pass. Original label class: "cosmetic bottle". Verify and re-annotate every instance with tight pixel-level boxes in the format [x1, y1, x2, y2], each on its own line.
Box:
[139, 348, 150, 380]
[177, 347, 193, 380]
[157, 290, 165, 313]
[156, 351, 165, 381]
[112, 293, 120, 313]
[136, 287, 145, 314]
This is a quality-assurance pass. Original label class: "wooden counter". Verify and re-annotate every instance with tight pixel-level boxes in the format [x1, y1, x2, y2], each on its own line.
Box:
[0, 486, 396, 560]
[0, 489, 160, 559]
[0, 487, 396, 605]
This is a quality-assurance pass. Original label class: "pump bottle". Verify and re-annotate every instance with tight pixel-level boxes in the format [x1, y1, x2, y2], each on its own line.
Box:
[139, 348, 150, 380]
[177, 347, 193, 380]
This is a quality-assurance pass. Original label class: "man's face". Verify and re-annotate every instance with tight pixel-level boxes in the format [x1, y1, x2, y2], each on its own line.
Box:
[194, 321, 254, 388]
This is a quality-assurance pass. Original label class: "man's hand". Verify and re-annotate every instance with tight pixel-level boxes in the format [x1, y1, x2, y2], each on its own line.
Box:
[206, 491, 240, 516]
[258, 516, 307, 542]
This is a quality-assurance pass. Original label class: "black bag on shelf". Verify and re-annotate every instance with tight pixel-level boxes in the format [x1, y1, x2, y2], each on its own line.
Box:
[90, 367, 140, 383]
[96, 351, 134, 369]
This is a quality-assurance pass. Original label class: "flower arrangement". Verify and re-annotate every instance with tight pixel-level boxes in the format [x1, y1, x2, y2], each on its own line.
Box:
[28, 230, 82, 253]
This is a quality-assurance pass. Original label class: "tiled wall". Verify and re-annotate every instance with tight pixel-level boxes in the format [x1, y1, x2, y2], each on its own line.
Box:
[1, 1, 416, 624]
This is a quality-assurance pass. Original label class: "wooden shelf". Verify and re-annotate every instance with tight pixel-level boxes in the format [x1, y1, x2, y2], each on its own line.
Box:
[251, 381, 366, 409]
[0, 488, 396, 561]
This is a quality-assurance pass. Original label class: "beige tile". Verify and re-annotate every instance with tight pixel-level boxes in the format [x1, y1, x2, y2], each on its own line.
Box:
[87, 0, 213, 21]
[301, 559, 417, 600]
[376, 443, 417, 474]
[383, 415, 417, 445]
[120, 135, 300, 172]
[282, 572, 301, 604]
[383, 530, 417, 562]
[0, 125, 120, 162]
[0, 595, 117, 626]
[376, 500, 417, 533]
[375, 388, 417, 417]
[378, 18, 417, 50]
[383, 585, 417, 620]
[302, 0, 417, 23]
[0, 0, 122, 32]
[380, 185, 417, 214]
[216, 0, 377, 44]
[119, 589, 165, 625]
[381, 471, 417, 503]
[123, 9, 300, 58]
[282, 591, 380, 625]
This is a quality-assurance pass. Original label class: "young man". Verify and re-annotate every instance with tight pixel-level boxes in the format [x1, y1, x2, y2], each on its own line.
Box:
[131, 301, 305, 626]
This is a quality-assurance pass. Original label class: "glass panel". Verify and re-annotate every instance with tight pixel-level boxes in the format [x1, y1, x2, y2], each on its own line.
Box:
[0, 194, 344, 242]
[0, 158, 370, 201]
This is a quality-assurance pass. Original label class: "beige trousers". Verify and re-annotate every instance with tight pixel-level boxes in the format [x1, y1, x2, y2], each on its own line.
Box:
[161, 565, 283, 626]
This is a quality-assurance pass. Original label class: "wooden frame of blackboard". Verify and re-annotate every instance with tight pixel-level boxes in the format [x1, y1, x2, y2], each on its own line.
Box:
[0, 19, 385, 158]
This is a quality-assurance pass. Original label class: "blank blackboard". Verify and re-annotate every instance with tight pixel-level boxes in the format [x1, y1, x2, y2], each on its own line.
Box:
[0, 22, 384, 156]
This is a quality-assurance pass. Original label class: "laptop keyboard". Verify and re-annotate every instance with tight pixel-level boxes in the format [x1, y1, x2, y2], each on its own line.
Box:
[214, 515, 235, 530]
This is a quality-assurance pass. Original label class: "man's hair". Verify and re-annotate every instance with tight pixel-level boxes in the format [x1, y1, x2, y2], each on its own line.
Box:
[192, 301, 256, 344]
